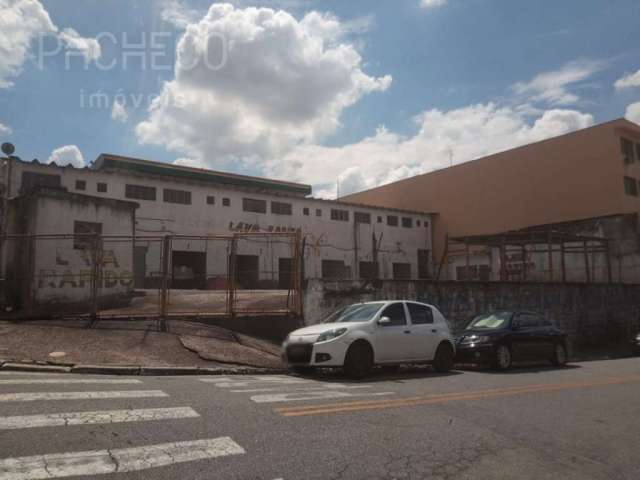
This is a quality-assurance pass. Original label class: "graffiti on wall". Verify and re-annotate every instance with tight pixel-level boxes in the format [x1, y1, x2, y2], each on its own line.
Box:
[229, 221, 301, 234]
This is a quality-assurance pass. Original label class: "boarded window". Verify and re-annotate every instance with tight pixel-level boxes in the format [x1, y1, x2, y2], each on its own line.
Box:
[354, 212, 371, 224]
[331, 209, 349, 222]
[402, 217, 413, 228]
[97, 182, 107, 193]
[387, 215, 398, 227]
[73, 221, 102, 250]
[222, 198, 230, 206]
[322, 260, 350, 279]
[621, 137, 635, 163]
[75, 180, 86, 191]
[163, 188, 191, 205]
[393, 263, 411, 280]
[624, 176, 638, 196]
[243, 198, 267, 213]
[272, 201, 292, 215]
[359, 261, 378, 279]
[20, 172, 61, 194]
[206, 196, 215, 205]
[417, 249, 430, 279]
[125, 184, 156, 201]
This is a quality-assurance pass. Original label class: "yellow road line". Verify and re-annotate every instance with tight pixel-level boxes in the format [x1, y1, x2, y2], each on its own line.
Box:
[275, 375, 640, 417]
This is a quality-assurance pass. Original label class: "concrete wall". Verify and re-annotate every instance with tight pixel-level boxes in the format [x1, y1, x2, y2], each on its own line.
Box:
[344, 119, 640, 263]
[8, 159, 434, 283]
[3, 190, 136, 312]
[303, 279, 640, 347]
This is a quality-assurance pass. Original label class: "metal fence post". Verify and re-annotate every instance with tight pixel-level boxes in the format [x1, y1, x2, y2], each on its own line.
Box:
[227, 234, 237, 318]
[159, 235, 171, 332]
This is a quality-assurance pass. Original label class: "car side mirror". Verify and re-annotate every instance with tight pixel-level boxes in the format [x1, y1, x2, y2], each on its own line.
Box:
[377, 316, 391, 326]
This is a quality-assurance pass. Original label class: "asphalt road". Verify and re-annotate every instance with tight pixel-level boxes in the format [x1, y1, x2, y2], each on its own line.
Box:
[0, 358, 639, 480]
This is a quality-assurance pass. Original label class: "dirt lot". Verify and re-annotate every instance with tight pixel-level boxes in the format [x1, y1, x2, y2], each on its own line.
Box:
[0, 319, 284, 369]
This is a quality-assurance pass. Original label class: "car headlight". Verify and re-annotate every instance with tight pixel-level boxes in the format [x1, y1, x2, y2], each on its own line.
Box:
[460, 335, 491, 345]
[316, 328, 348, 343]
[636, 333, 640, 341]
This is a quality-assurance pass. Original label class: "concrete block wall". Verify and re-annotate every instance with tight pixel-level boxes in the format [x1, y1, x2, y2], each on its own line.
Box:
[303, 279, 640, 346]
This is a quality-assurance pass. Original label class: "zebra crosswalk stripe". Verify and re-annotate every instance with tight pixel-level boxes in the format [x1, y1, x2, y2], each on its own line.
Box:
[0, 407, 199, 430]
[0, 390, 168, 403]
[0, 379, 142, 385]
[0, 437, 245, 480]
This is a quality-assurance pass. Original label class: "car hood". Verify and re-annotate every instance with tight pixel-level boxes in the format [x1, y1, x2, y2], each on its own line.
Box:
[289, 322, 362, 336]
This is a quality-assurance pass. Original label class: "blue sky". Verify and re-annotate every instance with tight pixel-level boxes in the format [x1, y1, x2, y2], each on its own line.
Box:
[1, 0, 639, 195]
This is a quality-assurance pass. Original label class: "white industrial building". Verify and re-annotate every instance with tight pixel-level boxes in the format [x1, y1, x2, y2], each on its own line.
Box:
[1, 154, 434, 292]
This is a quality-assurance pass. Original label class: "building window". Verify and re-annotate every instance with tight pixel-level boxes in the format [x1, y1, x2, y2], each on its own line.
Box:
[624, 176, 638, 196]
[321, 260, 350, 279]
[416, 220, 421, 227]
[387, 215, 398, 227]
[377, 216, 382, 223]
[20, 172, 61, 194]
[243, 198, 267, 214]
[354, 212, 371, 224]
[222, 197, 230, 206]
[424, 221, 429, 228]
[392, 263, 411, 280]
[75, 180, 86, 191]
[206, 196, 215, 205]
[316, 209, 322, 217]
[621, 138, 635, 164]
[163, 188, 191, 205]
[271, 201, 292, 215]
[303, 207, 310, 216]
[359, 261, 378, 279]
[402, 217, 413, 228]
[73, 221, 102, 250]
[125, 184, 156, 201]
[637, 143, 640, 162]
[331, 209, 349, 222]
[97, 182, 107, 193]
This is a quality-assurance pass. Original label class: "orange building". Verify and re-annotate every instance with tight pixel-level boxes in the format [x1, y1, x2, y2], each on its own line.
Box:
[344, 118, 640, 272]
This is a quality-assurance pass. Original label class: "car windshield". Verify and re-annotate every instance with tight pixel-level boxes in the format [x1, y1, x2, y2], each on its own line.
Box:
[322, 303, 385, 323]
[466, 312, 512, 330]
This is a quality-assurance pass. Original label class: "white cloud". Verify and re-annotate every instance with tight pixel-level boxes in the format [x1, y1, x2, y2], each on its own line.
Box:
[420, 0, 447, 8]
[136, 4, 391, 163]
[615, 70, 640, 90]
[0, 123, 12, 138]
[512, 59, 604, 106]
[267, 104, 594, 197]
[626, 102, 640, 124]
[58, 28, 101, 62]
[160, 0, 201, 29]
[48, 145, 85, 168]
[0, 0, 101, 88]
[111, 100, 129, 122]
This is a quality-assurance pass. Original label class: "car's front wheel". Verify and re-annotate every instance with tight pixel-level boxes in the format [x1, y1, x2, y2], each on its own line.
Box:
[432, 343, 454, 373]
[492, 344, 512, 371]
[344, 341, 374, 379]
[551, 343, 568, 367]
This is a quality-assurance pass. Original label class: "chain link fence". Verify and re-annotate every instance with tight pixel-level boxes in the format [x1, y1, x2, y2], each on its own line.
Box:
[0, 232, 302, 323]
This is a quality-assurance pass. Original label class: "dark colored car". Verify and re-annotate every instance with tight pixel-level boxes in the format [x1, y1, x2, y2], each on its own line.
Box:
[455, 311, 568, 370]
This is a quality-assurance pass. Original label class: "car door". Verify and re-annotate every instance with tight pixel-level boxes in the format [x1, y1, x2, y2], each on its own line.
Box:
[374, 302, 416, 362]
[510, 312, 539, 360]
[406, 302, 439, 360]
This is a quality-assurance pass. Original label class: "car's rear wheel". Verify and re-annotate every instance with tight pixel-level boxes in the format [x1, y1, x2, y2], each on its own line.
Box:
[344, 341, 374, 379]
[551, 343, 567, 367]
[432, 343, 454, 373]
[492, 344, 512, 371]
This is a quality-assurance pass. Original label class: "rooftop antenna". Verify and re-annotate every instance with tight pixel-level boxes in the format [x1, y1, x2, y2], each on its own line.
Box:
[447, 146, 454, 167]
[336, 177, 340, 200]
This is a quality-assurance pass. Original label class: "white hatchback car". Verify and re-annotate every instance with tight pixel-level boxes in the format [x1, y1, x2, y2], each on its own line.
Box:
[282, 301, 456, 378]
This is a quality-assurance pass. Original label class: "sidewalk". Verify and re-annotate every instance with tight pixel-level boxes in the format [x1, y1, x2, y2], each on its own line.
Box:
[0, 319, 285, 374]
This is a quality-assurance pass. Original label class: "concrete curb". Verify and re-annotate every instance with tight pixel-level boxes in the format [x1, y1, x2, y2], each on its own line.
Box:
[1, 362, 71, 373]
[0, 361, 287, 376]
